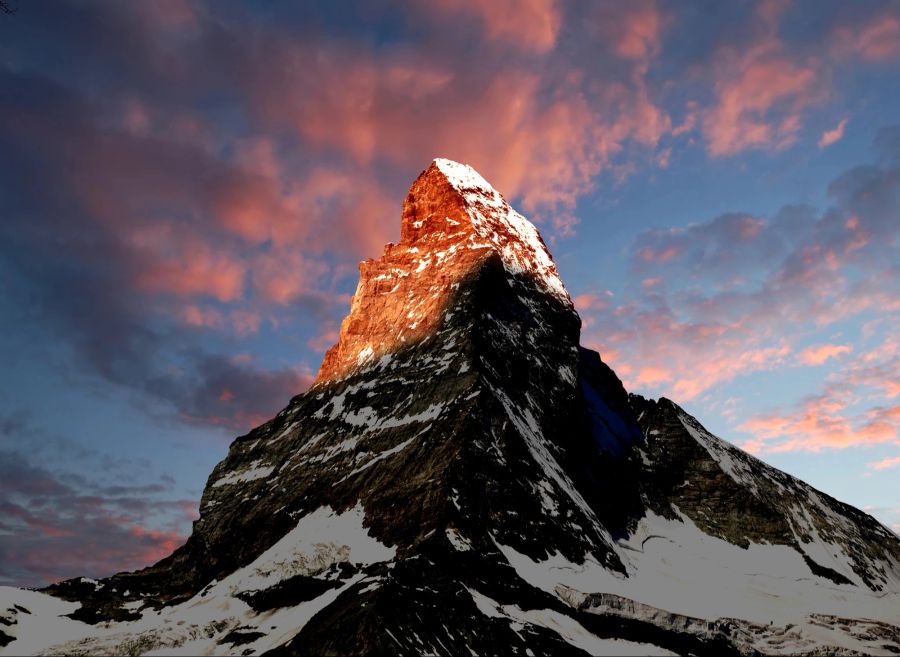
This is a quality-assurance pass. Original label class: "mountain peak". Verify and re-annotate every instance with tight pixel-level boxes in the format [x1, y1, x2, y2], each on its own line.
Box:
[401, 158, 568, 300]
[316, 158, 571, 382]
[4, 158, 899, 657]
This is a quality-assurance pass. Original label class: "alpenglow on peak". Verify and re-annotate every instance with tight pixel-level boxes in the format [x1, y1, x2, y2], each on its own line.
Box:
[316, 158, 571, 382]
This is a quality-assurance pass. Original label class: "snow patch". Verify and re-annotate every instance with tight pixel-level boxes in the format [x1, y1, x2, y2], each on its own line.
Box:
[433, 159, 570, 303]
[465, 587, 675, 656]
[446, 528, 473, 552]
[497, 511, 900, 626]
[212, 460, 275, 487]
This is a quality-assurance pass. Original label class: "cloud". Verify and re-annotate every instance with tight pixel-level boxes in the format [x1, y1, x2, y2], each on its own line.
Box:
[0, 416, 198, 587]
[796, 343, 851, 366]
[579, 128, 900, 409]
[819, 117, 848, 148]
[738, 388, 898, 454]
[832, 9, 900, 62]
[868, 455, 900, 471]
[738, 330, 899, 454]
[686, 2, 826, 156]
[609, 1, 667, 62]
[428, 0, 561, 53]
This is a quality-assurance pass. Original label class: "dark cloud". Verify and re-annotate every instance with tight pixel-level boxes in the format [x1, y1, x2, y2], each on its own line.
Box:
[0, 61, 317, 431]
[0, 411, 198, 587]
[0, 443, 198, 587]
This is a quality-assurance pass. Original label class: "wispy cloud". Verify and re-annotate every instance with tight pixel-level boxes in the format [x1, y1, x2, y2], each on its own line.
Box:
[868, 455, 900, 471]
[819, 118, 848, 148]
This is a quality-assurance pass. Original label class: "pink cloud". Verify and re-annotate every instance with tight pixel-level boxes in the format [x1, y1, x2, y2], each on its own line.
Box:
[250, 251, 330, 305]
[637, 245, 681, 263]
[796, 343, 851, 366]
[634, 365, 671, 386]
[819, 117, 848, 148]
[833, 12, 900, 62]
[136, 237, 246, 302]
[241, 30, 672, 235]
[696, 3, 827, 157]
[703, 54, 821, 156]
[582, 296, 792, 402]
[868, 455, 900, 471]
[430, 0, 561, 53]
[845, 336, 900, 398]
[611, 2, 667, 62]
[738, 389, 898, 453]
[182, 304, 225, 330]
[573, 292, 612, 314]
[229, 309, 263, 336]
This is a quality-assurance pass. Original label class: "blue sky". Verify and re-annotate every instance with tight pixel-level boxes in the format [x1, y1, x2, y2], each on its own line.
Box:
[0, 0, 898, 586]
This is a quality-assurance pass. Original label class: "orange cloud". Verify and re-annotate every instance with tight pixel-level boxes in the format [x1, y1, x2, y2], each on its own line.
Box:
[819, 117, 848, 148]
[796, 343, 851, 366]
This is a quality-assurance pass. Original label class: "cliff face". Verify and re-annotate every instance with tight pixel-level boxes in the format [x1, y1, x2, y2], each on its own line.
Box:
[2, 159, 899, 657]
[317, 158, 570, 382]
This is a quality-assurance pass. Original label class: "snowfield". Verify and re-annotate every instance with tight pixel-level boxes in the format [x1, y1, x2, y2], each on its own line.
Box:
[0, 505, 394, 656]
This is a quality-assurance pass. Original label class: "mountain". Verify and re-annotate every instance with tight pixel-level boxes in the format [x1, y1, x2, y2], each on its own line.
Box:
[1, 158, 898, 656]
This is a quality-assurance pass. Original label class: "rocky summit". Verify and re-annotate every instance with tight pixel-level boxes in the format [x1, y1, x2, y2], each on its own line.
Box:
[2, 159, 899, 656]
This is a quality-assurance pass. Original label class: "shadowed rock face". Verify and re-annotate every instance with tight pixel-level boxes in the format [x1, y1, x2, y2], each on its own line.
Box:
[7, 159, 899, 657]
[629, 395, 900, 591]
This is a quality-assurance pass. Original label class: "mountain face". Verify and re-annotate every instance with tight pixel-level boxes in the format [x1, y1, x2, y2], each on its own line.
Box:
[2, 159, 899, 656]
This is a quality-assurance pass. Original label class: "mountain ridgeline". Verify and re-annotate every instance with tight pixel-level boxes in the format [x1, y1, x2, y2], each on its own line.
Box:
[2, 159, 899, 656]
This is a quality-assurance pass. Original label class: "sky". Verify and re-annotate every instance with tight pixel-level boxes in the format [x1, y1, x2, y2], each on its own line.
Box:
[0, 0, 897, 587]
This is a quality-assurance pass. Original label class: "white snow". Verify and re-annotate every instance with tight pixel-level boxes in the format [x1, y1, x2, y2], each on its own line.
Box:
[495, 510, 900, 627]
[212, 504, 394, 594]
[558, 365, 576, 385]
[356, 345, 375, 365]
[679, 413, 761, 497]
[0, 505, 394, 656]
[344, 437, 416, 478]
[446, 528, 473, 552]
[433, 158, 570, 303]
[465, 587, 675, 656]
[212, 460, 275, 487]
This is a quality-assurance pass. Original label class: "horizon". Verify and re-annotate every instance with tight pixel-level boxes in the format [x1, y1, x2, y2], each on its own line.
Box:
[0, 0, 898, 588]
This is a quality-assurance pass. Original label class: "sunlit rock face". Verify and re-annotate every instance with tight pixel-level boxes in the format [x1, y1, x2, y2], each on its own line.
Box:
[2, 160, 899, 657]
[317, 158, 571, 383]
